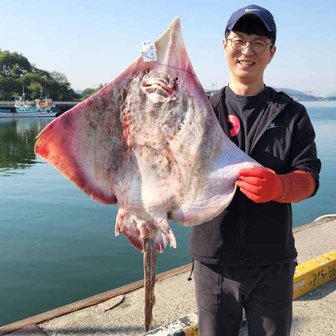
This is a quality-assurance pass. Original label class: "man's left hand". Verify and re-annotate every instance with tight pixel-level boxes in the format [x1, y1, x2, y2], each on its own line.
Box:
[237, 167, 284, 203]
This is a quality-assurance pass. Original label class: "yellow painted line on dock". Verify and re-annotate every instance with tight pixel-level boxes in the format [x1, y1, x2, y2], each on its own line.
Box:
[182, 324, 199, 336]
[160, 250, 336, 336]
[293, 249, 336, 299]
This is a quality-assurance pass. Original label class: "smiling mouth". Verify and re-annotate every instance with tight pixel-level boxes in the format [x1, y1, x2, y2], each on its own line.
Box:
[238, 60, 255, 67]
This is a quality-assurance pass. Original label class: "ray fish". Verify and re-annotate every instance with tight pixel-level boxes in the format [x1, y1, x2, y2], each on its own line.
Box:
[34, 17, 259, 331]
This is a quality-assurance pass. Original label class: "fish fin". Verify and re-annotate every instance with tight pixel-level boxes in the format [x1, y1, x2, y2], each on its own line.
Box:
[156, 217, 176, 249]
[34, 100, 121, 204]
[115, 209, 175, 252]
[169, 141, 260, 226]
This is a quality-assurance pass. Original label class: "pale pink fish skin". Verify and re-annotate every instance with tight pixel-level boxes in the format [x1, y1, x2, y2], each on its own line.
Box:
[34, 17, 259, 253]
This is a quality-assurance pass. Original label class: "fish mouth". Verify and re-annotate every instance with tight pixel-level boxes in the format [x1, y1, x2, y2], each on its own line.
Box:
[142, 77, 177, 103]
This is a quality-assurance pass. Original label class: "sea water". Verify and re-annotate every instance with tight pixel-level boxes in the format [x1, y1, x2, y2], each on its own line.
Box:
[0, 101, 335, 325]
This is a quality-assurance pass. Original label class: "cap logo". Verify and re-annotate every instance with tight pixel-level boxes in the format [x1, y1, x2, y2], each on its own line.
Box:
[244, 8, 261, 12]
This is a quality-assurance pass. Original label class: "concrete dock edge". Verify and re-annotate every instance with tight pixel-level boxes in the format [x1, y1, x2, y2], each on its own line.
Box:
[1, 217, 335, 336]
[0, 265, 191, 335]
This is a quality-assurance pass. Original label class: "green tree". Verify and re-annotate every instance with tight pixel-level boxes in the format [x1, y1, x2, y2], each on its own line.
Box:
[0, 50, 80, 101]
[0, 51, 32, 78]
[27, 82, 43, 99]
[80, 84, 104, 100]
[50, 71, 73, 100]
[81, 88, 97, 100]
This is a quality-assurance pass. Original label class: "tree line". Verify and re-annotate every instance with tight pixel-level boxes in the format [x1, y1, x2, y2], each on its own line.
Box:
[0, 50, 102, 102]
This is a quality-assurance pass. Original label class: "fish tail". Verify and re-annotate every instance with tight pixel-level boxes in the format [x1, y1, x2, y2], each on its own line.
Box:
[143, 238, 157, 331]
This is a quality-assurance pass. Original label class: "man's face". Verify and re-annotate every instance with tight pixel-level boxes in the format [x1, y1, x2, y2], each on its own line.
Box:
[224, 31, 276, 84]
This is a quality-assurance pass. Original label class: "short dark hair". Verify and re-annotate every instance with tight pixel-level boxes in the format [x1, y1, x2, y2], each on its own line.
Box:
[225, 15, 276, 44]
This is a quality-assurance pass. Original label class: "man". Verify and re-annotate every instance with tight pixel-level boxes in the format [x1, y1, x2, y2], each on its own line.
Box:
[189, 5, 321, 336]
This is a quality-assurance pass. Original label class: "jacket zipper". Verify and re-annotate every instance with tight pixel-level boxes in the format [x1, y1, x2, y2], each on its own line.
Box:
[239, 193, 245, 264]
[250, 103, 288, 153]
[239, 103, 288, 264]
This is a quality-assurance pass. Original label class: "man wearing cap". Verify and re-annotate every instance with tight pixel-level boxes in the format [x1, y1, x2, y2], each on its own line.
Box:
[189, 5, 321, 336]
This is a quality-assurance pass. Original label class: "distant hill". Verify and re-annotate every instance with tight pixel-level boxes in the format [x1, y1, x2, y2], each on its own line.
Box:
[275, 88, 323, 101]
[326, 91, 336, 97]
[325, 91, 336, 100]
[205, 87, 335, 101]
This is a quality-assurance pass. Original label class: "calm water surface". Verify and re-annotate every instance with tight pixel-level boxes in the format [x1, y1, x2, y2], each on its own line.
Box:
[0, 101, 335, 325]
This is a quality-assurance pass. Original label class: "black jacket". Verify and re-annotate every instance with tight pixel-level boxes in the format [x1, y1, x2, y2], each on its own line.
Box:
[189, 87, 321, 265]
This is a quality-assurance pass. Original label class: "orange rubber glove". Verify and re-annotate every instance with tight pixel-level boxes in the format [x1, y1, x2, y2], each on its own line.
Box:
[237, 167, 316, 204]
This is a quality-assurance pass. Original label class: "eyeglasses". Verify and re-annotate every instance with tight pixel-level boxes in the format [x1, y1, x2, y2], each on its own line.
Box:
[227, 37, 274, 54]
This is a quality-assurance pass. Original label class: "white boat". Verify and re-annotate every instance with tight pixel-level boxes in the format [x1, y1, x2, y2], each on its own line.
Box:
[0, 96, 57, 118]
[0, 109, 57, 118]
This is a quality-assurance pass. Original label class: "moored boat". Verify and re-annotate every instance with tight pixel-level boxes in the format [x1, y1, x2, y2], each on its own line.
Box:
[0, 96, 57, 118]
[0, 109, 57, 118]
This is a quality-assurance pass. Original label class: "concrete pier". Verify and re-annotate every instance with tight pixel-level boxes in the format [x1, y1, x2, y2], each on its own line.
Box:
[1, 217, 335, 336]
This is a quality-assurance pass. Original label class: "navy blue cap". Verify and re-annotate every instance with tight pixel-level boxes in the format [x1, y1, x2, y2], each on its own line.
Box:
[225, 4, 276, 37]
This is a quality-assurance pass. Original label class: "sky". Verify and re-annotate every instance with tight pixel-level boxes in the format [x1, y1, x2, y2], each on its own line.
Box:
[0, 0, 335, 96]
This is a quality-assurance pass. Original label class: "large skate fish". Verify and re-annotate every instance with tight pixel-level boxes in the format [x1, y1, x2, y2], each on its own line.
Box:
[35, 18, 258, 331]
